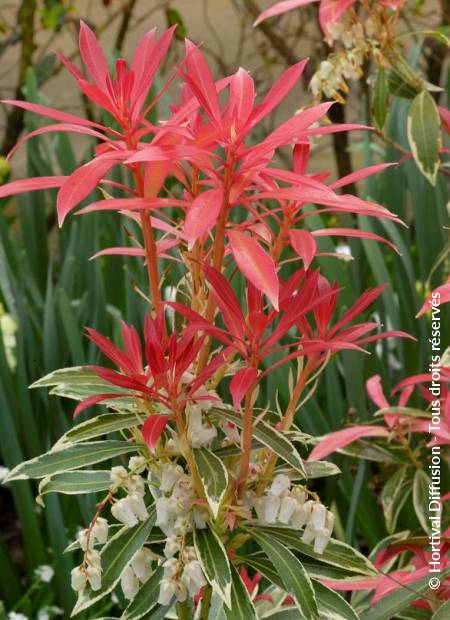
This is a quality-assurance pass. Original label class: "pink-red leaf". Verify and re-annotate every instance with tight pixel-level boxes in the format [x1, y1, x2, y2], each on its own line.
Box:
[311, 228, 400, 254]
[184, 189, 223, 249]
[228, 231, 279, 310]
[142, 415, 169, 450]
[0, 176, 67, 199]
[254, 0, 318, 26]
[79, 20, 109, 88]
[288, 229, 317, 269]
[230, 367, 258, 410]
[308, 425, 390, 461]
[1, 99, 104, 129]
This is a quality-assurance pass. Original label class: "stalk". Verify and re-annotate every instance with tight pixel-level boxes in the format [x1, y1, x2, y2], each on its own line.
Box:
[199, 584, 213, 620]
[237, 387, 255, 499]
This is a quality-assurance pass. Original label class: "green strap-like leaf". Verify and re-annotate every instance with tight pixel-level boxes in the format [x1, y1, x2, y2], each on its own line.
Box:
[38, 470, 111, 497]
[56, 412, 140, 446]
[432, 600, 450, 619]
[194, 527, 232, 608]
[211, 407, 306, 477]
[121, 565, 164, 619]
[224, 564, 257, 620]
[413, 469, 431, 533]
[251, 529, 319, 619]
[373, 67, 389, 130]
[255, 526, 377, 577]
[72, 508, 156, 615]
[312, 580, 359, 620]
[194, 448, 229, 519]
[382, 465, 413, 533]
[407, 89, 441, 186]
[5, 441, 143, 482]
[360, 569, 450, 620]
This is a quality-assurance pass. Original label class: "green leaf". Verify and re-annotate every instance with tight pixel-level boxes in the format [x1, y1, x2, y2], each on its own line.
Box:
[55, 412, 141, 446]
[211, 407, 306, 477]
[5, 441, 142, 481]
[255, 526, 377, 577]
[251, 529, 319, 619]
[121, 565, 164, 619]
[38, 470, 111, 499]
[382, 465, 413, 533]
[373, 67, 389, 130]
[407, 90, 441, 185]
[303, 461, 341, 479]
[73, 509, 156, 615]
[312, 580, 359, 620]
[194, 527, 232, 607]
[224, 565, 257, 620]
[194, 448, 228, 519]
[432, 600, 450, 620]
[374, 406, 432, 420]
[413, 469, 431, 533]
[360, 569, 450, 620]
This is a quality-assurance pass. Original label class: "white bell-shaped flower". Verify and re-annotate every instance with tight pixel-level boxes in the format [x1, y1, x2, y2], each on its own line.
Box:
[92, 517, 108, 544]
[314, 527, 332, 554]
[158, 579, 176, 606]
[163, 558, 179, 579]
[278, 496, 298, 524]
[128, 492, 148, 521]
[128, 455, 147, 474]
[254, 495, 281, 524]
[70, 566, 87, 592]
[268, 474, 291, 497]
[110, 465, 128, 486]
[111, 497, 139, 527]
[125, 474, 146, 497]
[131, 547, 154, 583]
[121, 565, 140, 600]
[86, 564, 102, 591]
[77, 529, 91, 551]
[164, 535, 182, 558]
[181, 560, 207, 597]
[160, 463, 183, 493]
[311, 503, 327, 530]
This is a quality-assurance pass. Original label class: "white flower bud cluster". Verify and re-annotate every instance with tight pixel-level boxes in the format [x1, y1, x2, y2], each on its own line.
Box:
[120, 547, 155, 600]
[186, 403, 217, 448]
[158, 546, 207, 605]
[71, 517, 109, 592]
[253, 475, 334, 554]
[110, 458, 149, 528]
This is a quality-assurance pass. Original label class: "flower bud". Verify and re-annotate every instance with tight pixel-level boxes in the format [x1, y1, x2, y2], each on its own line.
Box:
[77, 529, 91, 551]
[311, 503, 327, 530]
[181, 560, 207, 597]
[278, 496, 298, 524]
[128, 492, 148, 521]
[128, 455, 147, 474]
[110, 465, 128, 486]
[160, 463, 183, 493]
[254, 495, 281, 524]
[86, 564, 102, 591]
[164, 535, 182, 558]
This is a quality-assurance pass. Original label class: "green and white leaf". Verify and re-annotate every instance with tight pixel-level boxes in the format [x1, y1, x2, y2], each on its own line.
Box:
[373, 67, 389, 130]
[432, 600, 450, 619]
[5, 441, 143, 482]
[413, 469, 431, 533]
[55, 412, 141, 446]
[72, 509, 156, 615]
[121, 565, 164, 619]
[407, 89, 441, 185]
[194, 527, 231, 608]
[194, 448, 228, 519]
[251, 529, 319, 619]
[38, 470, 111, 502]
[382, 465, 413, 533]
[255, 526, 377, 577]
[224, 564, 257, 620]
[312, 580, 359, 620]
[211, 407, 306, 477]
[279, 460, 341, 481]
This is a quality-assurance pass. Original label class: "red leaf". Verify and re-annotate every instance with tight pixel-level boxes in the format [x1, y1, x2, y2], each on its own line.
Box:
[184, 40, 221, 125]
[366, 375, 390, 409]
[73, 393, 128, 417]
[308, 425, 390, 461]
[311, 228, 400, 254]
[288, 229, 317, 269]
[330, 163, 397, 190]
[228, 68, 255, 130]
[142, 415, 169, 450]
[319, 0, 357, 34]
[0, 176, 67, 199]
[254, 0, 318, 26]
[228, 231, 279, 310]
[184, 189, 223, 249]
[248, 60, 308, 129]
[1, 99, 104, 129]
[57, 157, 120, 225]
[416, 280, 450, 317]
[79, 20, 109, 88]
[230, 367, 258, 410]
